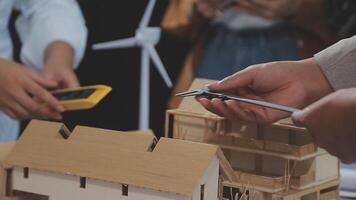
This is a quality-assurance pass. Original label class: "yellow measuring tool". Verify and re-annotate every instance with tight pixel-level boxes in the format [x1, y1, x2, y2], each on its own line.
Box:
[51, 85, 112, 111]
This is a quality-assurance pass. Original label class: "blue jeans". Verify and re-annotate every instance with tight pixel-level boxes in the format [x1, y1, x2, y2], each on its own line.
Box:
[197, 23, 299, 80]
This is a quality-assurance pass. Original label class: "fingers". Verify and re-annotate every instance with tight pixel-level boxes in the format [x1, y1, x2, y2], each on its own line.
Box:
[291, 104, 315, 127]
[62, 72, 80, 88]
[6, 104, 62, 121]
[0, 94, 30, 120]
[291, 110, 306, 127]
[198, 98, 222, 115]
[4, 89, 62, 120]
[198, 95, 289, 123]
[198, 97, 256, 121]
[26, 81, 64, 113]
[0, 64, 65, 120]
[195, 0, 226, 17]
[210, 98, 237, 119]
[32, 95, 62, 120]
[15, 75, 64, 119]
[241, 0, 270, 8]
[11, 89, 41, 115]
[237, 0, 294, 20]
[208, 68, 257, 92]
[3, 108, 17, 119]
[24, 68, 58, 89]
[225, 100, 256, 121]
[42, 66, 80, 88]
[36, 105, 63, 120]
[237, 0, 274, 19]
[5, 99, 30, 120]
[198, 98, 231, 117]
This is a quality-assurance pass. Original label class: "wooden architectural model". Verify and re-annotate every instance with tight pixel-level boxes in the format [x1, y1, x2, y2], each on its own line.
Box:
[165, 78, 340, 200]
[0, 120, 226, 200]
[0, 78, 341, 200]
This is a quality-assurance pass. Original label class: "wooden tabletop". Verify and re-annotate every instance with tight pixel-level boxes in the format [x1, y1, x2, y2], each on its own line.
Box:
[1, 195, 352, 200]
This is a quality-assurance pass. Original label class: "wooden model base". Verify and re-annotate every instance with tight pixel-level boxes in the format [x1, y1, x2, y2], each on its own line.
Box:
[221, 179, 340, 200]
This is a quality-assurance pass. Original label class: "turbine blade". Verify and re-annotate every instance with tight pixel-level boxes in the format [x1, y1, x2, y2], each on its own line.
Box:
[139, 0, 157, 28]
[92, 37, 138, 50]
[144, 44, 173, 88]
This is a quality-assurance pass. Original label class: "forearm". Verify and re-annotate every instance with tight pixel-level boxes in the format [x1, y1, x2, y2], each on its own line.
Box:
[297, 58, 333, 103]
[44, 41, 74, 69]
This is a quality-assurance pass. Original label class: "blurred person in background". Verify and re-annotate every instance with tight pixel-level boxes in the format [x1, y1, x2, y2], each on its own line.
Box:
[162, 0, 336, 108]
[0, 0, 87, 141]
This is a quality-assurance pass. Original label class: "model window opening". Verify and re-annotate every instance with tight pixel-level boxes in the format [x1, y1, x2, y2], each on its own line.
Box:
[122, 184, 128, 196]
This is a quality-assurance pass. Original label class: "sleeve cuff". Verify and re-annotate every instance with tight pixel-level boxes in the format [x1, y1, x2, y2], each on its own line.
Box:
[314, 35, 356, 90]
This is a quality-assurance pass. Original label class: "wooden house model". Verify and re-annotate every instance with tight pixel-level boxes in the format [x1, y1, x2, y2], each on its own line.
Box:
[1, 120, 227, 200]
[165, 78, 340, 200]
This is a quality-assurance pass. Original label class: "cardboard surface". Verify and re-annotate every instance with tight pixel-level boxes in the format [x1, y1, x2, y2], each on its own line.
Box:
[5, 120, 220, 196]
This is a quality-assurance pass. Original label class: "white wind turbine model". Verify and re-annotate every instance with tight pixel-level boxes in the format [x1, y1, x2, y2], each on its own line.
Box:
[92, 0, 173, 130]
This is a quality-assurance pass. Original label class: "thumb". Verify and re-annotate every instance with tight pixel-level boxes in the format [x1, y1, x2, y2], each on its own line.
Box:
[291, 110, 307, 127]
[208, 69, 255, 92]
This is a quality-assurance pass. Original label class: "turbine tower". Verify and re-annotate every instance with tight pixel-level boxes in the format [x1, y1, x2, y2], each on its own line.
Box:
[92, 0, 173, 130]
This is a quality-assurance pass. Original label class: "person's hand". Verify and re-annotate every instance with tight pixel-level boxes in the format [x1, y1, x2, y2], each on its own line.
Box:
[43, 64, 80, 88]
[197, 58, 333, 123]
[43, 41, 80, 88]
[292, 88, 356, 163]
[195, 0, 233, 18]
[0, 59, 64, 120]
[237, 0, 302, 20]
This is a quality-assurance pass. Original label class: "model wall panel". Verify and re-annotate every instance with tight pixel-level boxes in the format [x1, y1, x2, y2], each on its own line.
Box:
[174, 116, 206, 142]
[12, 167, 189, 200]
[192, 157, 219, 200]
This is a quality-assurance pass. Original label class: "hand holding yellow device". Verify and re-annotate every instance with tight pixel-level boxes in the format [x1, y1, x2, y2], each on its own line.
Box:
[50, 85, 112, 111]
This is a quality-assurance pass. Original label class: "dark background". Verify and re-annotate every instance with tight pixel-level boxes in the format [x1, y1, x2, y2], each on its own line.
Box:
[11, 1, 191, 137]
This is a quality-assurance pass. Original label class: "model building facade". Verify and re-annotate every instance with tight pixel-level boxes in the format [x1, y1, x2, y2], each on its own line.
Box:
[166, 78, 340, 200]
[2, 120, 221, 200]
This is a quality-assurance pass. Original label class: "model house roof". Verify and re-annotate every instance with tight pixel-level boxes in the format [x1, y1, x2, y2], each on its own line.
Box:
[5, 120, 220, 196]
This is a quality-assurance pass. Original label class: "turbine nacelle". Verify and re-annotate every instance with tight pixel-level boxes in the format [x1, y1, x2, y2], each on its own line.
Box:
[136, 27, 161, 46]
